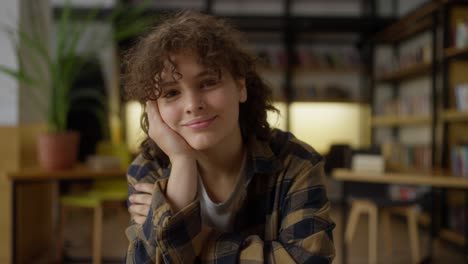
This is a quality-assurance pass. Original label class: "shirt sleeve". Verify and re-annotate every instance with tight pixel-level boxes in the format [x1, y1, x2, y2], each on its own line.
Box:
[124, 156, 203, 264]
[199, 160, 336, 263]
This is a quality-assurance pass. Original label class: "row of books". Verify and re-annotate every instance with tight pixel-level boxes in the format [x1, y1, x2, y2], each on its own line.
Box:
[455, 84, 468, 111]
[382, 143, 432, 171]
[451, 144, 468, 177]
[290, 84, 352, 100]
[376, 43, 431, 77]
[375, 95, 431, 116]
[256, 49, 361, 70]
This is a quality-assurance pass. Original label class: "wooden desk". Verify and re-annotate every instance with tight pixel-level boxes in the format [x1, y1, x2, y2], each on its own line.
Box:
[332, 169, 468, 264]
[5, 166, 127, 264]
[333, 168, 468, 189]
[7, 166, 127, 181]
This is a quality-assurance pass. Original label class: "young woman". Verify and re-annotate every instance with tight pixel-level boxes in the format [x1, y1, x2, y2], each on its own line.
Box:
[123, 10, 335, 263]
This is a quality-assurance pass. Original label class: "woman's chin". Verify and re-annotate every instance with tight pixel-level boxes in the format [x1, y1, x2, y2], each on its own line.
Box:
[187, 141, 213, 151]
[186, 135, 218, 151]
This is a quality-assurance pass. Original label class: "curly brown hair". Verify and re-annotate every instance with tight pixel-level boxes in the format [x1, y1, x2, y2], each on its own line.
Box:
[123, 10, 277, 167]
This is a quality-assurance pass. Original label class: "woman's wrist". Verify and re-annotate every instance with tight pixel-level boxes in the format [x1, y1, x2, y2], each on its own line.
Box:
[169, 154, 196, 166]
[166, 156, 198, 212]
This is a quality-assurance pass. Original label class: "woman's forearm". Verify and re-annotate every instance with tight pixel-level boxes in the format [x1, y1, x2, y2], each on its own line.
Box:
[166, 156, 198, 212]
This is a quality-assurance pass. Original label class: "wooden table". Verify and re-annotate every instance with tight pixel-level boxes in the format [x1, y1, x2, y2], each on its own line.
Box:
[5, 166, 127, 264]
[7, 165, 127, 181]
[332, 168, 468, 264]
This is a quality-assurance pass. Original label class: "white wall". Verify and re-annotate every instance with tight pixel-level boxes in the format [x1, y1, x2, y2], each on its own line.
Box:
[0, 0, 52, 125]
[0, 0, 19, 125]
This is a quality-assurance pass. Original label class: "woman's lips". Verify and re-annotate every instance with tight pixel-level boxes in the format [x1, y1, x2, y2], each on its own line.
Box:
[184, 116, 217, 129]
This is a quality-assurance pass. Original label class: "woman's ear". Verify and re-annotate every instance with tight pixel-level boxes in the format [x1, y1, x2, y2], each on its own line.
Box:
[237, 78, 247, 103]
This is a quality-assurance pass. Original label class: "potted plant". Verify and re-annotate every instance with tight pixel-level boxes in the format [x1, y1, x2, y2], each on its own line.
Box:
[0, 1, 150, 170]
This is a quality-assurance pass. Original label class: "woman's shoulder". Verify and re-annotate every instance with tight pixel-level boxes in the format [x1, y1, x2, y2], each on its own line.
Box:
[126, 154, 167, 183]
[268, 129, 324, 168]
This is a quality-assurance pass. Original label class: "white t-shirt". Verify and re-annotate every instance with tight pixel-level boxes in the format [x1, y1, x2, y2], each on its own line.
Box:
[198, 155, 246, 232]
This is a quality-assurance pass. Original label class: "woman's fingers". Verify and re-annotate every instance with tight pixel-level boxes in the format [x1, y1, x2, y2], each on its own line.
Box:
[134, 183, 154, 194]
[130, 193, 152, 205]
[129, 191, 151, 225]
[129, 204, 150, 217]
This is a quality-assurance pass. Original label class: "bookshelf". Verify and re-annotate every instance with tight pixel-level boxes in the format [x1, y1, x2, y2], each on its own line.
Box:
[374, 0, 442, 43]
[370, 0, 468, 251]
[441, 109, 468, 122]
[375, 62, 432, 83]
[440, 2, 468, 247]
[372, 0, 437, 172]
[444, 46, 468, 59]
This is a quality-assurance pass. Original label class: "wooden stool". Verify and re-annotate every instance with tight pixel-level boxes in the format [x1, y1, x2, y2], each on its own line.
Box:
[345, 198, 421, 264]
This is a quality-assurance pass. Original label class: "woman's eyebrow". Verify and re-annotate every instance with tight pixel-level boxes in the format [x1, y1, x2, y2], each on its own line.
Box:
[159, 80, 178, 89]
[195, 70, 217, 78]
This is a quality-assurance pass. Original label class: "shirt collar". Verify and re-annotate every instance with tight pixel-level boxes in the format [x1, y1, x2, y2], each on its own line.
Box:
[243, 135, 283, 186]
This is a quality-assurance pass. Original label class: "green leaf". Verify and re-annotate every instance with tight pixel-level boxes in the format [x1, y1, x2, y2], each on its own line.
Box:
[0, 65, 37, 86]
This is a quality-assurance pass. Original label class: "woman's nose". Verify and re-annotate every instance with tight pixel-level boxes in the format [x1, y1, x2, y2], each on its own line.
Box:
[185, 92, 205, 114]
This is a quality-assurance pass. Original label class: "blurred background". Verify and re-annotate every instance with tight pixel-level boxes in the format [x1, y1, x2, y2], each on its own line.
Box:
[0, 0, 467, 263]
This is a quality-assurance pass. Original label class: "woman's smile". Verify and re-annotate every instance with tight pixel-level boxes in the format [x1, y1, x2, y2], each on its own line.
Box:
[183, 116, 217, 130]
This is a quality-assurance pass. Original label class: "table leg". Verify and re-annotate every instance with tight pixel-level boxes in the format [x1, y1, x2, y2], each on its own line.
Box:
[12, 181, 17, 264]
[341, 181, 348, 264]
[465, 190, 468, 262]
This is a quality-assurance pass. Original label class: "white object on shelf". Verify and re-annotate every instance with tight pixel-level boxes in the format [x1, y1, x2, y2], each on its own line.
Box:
[351, 154, 385, 173]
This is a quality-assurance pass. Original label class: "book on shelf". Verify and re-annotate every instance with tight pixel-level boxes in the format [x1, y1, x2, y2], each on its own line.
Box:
[375, 94, 430, 116]
[455, 83, 468, 111]
[455, 18, 468, 49]
[451, 144, 468, 177]
[375, 43, 431, 78]
[382, 142, 432, 171]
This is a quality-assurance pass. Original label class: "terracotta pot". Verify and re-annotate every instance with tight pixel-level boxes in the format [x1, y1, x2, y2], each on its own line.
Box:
[37, 131, 80, 170]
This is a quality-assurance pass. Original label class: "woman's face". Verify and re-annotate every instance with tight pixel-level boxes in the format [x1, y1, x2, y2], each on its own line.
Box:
[156, 52, 247, 151]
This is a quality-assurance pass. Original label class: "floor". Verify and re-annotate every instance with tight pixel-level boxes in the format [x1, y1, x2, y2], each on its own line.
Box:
[330, 202, 466, 264]
[63, 202, 466, 264]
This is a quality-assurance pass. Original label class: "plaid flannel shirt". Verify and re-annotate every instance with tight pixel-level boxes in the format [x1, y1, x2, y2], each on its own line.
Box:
[125, 129, 336, 263]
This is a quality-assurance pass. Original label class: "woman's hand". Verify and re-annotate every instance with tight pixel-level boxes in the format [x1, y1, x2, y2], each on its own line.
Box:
[146, 100, 194, 161]
[128, 183, 154, 225]
[146, 100, 198, 212]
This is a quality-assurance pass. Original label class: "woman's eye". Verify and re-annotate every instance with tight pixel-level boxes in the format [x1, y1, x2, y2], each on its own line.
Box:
[200, 78, 219, 89]
[163, 89, 179, 98]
